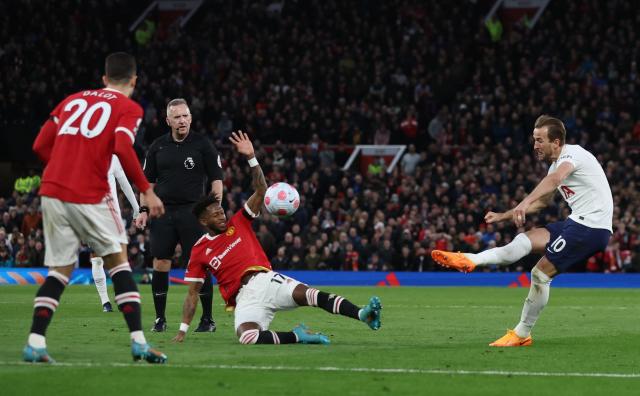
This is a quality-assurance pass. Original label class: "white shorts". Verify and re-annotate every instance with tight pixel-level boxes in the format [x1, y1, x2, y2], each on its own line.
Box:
[234, 271, 303, 331]
[42, 195, 127, 267]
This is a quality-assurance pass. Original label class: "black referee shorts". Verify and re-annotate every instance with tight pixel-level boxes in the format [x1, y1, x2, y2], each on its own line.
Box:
[149, 204, 206, 264]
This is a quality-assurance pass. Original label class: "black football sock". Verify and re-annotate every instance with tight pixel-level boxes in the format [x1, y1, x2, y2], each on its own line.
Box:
[239, 329, 298, 344]
[110, 263, 142, 333]
[151, 270, 169, 319]
[30, 273, 68, 337]
[199, 273, 214, 320]
[305, 288, 361, 319]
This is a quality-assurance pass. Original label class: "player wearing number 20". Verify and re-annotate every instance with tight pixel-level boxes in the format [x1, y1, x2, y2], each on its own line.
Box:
[27, 52, 167, 363]
[431, 115, 613, 347]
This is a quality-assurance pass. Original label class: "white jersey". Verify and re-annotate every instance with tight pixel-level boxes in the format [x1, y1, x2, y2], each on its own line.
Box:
[108, 155, 140, 219]
[548, 144, 613, 232]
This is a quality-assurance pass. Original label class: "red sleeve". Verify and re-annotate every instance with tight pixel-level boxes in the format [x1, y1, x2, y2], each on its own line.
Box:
[114, 100, 143, 145]
[33, 101, 64, 164]
[113, 100, 150, 192]
[33, 119, 57, 164]
[184, 251, 206, 283]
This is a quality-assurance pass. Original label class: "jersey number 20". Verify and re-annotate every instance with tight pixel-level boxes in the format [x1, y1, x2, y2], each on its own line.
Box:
[58, 99, 112, 138]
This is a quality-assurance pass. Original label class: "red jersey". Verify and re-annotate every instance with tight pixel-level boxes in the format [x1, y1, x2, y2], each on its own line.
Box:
[34, 88, 148, 203]
[185, 205, 272, 307]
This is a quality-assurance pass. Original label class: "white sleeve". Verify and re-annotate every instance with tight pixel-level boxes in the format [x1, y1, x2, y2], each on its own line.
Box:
[112, 156, 140, 218]
[556, 146, 579, 169]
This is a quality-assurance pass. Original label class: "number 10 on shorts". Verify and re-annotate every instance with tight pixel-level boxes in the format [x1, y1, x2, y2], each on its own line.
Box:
[547, 235, 566, 253]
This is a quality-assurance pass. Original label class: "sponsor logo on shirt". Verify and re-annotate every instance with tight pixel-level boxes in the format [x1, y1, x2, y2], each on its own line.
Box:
[208, 237, 242, 270]
[560, 185, 575, 199]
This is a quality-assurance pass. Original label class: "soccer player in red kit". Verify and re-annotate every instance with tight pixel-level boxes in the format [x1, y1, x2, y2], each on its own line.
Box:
[25, 52, 167, 363]
[172, 131, 382, 345]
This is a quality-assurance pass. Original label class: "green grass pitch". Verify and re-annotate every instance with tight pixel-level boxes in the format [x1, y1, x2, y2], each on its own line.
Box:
[0, 285, 638, 395]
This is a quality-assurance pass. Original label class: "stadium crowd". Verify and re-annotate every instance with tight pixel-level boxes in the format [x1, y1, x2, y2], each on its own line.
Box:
[1, 0, 639, 273]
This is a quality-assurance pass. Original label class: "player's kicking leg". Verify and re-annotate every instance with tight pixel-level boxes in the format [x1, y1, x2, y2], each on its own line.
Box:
[431, 229, 551, 272]
[430, 228, 556, 347]
[91, 257, 113, 312]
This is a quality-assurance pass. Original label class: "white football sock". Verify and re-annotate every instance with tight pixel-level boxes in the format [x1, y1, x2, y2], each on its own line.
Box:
[91, 257, 111, 305]
[465, 233, 532, 266]
[130, 330, 146, 344]
[514, 267, 552, 338]
[28, 333, 46, 349]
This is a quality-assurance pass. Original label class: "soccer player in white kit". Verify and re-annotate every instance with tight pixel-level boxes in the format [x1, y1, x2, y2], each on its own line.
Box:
[431, 115, 613, 346]
[91, 155, 140, 312]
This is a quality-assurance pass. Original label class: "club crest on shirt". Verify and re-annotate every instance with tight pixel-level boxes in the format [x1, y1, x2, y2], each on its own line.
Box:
[226, 226, 235, 236]
[184, 157, 195, 169]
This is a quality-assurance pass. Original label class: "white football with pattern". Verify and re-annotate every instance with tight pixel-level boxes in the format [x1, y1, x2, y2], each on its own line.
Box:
[264, 182, 300, 217]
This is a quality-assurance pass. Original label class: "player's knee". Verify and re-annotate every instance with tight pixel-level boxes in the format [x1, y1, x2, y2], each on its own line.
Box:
[238, 329, 260, 345]
[91, 257, 104, 266]
[531, 267, 552, 285]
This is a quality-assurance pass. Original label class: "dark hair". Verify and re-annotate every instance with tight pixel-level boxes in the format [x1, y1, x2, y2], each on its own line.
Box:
[105, 52, 136, 83]
[534, 115, 566, 145]
[192, 195, 220, 219]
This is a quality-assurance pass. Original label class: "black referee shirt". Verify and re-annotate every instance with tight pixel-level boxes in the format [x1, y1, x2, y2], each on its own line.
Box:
[143, 131, 223, 206]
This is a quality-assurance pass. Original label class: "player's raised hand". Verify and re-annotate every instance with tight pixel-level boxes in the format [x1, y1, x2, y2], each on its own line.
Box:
[229, 130, 255, 158]
[485, 211, 506, 224]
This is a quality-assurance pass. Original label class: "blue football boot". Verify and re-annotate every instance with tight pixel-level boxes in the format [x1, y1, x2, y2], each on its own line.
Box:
[23, 345, 55, 363]
[293, 324, 330, 345]
[358, 296, 382, 330]
[131, 341, 167, 364]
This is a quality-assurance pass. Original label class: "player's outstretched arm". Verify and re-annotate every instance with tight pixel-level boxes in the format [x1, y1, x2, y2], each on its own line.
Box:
[487, 191, 555, 224]
[512, 162, 573, 227]
[229, 131, 267, 215]
[172, 281, 203, 343]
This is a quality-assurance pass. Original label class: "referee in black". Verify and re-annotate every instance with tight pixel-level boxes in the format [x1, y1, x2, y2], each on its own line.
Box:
[136, 98, 223, 333]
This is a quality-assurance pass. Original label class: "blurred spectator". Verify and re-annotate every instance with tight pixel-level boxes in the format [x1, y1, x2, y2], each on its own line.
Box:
[21, 206, 41, 236]
[304, 245, 323, 270]
[270, 246, 289, 270]
[0, 246, 14, 267]
[1, 0, 639, 274]
[400, 144, 421, 176]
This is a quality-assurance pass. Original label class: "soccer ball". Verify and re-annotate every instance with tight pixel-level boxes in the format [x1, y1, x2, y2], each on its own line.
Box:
[264, 182, 300, 217]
